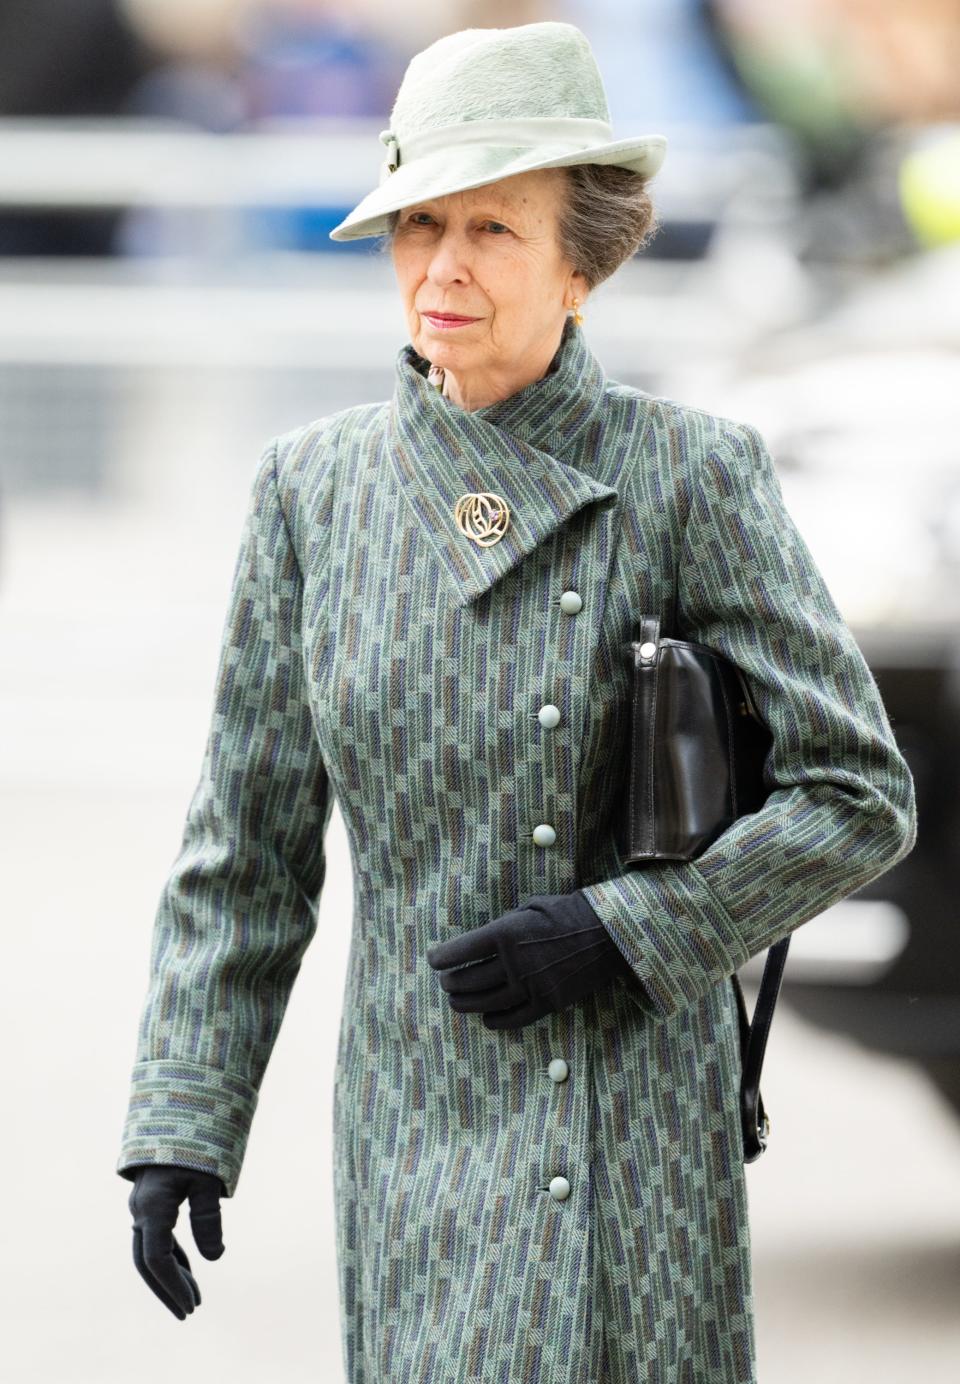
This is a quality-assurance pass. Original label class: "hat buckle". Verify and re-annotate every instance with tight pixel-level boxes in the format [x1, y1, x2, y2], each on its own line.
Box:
[379, 129, 400, 183]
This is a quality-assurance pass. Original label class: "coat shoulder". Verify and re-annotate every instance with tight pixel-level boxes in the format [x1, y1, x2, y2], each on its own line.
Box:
[267, 401, 388, 554]
[272, 400, 387, 489]
[602, 379, 769, 466]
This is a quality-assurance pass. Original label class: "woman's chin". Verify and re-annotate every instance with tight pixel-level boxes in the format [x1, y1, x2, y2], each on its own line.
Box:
[415, 336, 478, 369]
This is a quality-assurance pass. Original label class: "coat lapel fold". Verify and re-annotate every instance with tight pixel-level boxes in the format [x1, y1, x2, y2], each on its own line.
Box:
[386, 317, 620, 608]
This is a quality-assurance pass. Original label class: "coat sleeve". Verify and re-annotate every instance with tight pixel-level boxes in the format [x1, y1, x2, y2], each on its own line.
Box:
[580, 419, 918, 1021]
[115, 436, 333, 1197]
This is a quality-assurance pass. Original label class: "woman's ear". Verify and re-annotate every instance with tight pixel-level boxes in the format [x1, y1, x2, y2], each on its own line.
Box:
[565, 272, 589, 311]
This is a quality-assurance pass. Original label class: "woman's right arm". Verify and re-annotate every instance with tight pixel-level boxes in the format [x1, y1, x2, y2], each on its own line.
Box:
[115, 430, 334, 1200]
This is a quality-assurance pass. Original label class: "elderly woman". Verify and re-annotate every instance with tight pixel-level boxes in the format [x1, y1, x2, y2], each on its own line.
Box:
[115, 21, 916, 1384]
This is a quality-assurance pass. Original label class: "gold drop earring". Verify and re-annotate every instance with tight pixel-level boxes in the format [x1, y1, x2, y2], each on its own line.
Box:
[570, 296, 583, 327]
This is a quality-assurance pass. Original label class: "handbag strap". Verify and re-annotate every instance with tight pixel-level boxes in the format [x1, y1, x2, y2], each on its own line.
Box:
[732, 940, 790, 1161]
[660, 589, 790, 1161]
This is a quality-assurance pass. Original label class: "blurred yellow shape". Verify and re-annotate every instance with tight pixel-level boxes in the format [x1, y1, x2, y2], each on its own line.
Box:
[899, 130, 960, 247]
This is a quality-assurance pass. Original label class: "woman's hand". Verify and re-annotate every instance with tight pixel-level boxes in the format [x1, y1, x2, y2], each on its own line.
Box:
[426, 889, 635, 1030]
[127, 1165, 226, 1319]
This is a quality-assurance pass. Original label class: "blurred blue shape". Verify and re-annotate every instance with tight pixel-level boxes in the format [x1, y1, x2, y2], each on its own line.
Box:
[241, 10, 402, 119]
[232, 8, 404, 253]
[568, 0, 759, 126]
[244, 204, 381, 254]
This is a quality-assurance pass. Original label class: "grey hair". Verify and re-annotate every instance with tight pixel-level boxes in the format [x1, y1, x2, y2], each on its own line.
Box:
[375, 162, 659, 291]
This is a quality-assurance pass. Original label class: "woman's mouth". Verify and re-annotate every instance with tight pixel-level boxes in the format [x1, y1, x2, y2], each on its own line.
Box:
[423, 312, 480, 329]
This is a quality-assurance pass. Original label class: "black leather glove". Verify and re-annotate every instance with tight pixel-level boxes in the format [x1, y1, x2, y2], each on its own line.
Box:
[125, 1164, 226, 1319]
[426, 888, 635, 1030]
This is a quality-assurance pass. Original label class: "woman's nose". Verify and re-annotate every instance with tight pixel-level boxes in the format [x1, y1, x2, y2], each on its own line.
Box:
[425, 232, 471, 282]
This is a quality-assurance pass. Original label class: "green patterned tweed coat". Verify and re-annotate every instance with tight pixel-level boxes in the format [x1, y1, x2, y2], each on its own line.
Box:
[116, 316, 916, 1382]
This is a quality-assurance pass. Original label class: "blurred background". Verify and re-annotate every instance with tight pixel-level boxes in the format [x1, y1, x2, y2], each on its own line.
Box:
[1, 1, 958, 1380]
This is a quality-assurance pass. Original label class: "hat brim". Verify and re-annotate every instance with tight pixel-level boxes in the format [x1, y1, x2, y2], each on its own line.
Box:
[327, 134, 667, 242]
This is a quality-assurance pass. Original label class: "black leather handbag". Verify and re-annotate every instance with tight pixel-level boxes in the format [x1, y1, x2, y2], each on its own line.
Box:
[618, 611, 790, 1163]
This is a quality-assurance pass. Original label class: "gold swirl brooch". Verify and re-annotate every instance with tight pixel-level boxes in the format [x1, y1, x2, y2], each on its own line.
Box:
[454, 492, 511, 547]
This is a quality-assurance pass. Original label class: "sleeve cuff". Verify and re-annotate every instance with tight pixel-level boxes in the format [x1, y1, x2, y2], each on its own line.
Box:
[115, 1059, 259, 1199]
[580, 860, 751, 1021]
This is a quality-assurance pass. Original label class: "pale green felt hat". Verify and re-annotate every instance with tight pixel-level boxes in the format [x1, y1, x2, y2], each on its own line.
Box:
[328, 21, 667, 242]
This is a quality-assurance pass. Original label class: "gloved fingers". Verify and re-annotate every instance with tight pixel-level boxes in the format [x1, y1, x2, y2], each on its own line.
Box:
[130, 1177, 198, 1319]
[132, 1226, 197, 1320]
[140, 1219, 199, 1318]
[171, 1237, 203, 1307]
[447, 977, 520, 1013]
[436, 953, 505, 994]
[482, 993, 551, 1030]
[426, 923, 500, 971]
[187, 1178, 225, 1260]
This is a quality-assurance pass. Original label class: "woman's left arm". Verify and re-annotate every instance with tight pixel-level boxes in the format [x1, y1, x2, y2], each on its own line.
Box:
[580, 420, 918, 1021]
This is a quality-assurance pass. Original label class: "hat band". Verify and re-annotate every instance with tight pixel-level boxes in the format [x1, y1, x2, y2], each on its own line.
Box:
[391, 115, 614, 166]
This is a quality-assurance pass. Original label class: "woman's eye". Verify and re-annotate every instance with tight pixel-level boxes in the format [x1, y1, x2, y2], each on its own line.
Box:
[403, 214, 509, 233]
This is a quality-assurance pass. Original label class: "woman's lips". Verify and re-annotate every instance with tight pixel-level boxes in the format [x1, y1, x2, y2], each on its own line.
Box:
[423, 312, 480, 329]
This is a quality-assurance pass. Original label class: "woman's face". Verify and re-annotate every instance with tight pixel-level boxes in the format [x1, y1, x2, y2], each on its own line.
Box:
[390, 168, 587, 391]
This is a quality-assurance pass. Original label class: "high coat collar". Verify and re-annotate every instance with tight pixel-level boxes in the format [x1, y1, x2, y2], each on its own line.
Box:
[386, 316, 620, 608]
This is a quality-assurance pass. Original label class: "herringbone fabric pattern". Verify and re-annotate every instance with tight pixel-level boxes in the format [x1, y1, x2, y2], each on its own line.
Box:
[116, 316, 916, 1382]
